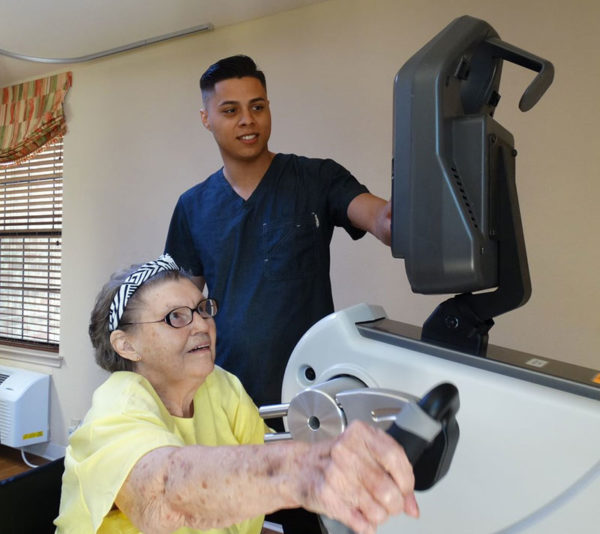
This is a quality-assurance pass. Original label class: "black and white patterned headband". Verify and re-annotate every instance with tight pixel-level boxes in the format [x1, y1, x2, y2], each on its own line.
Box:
[108, 253, 180, 332]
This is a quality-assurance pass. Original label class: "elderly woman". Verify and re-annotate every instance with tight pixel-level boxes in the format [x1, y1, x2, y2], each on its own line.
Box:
[55, 255, 418, 534]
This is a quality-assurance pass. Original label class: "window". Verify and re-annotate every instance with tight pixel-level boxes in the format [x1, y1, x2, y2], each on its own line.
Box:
[0, 140, 62, 352]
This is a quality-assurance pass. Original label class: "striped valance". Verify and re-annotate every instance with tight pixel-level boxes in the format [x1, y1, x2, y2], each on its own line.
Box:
[0, 72, 72, 164]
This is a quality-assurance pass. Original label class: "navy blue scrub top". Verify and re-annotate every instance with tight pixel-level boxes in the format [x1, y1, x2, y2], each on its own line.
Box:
[165, 153, 368, 410]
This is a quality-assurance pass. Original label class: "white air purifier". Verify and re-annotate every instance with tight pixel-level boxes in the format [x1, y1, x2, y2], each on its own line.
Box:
[0, 365, 50, 448]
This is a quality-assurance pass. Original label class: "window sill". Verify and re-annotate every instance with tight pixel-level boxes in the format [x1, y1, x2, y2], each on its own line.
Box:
[0, 345, 63, 368]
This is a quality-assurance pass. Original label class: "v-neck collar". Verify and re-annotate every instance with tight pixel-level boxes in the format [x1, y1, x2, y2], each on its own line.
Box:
[218, 153, 282, 204]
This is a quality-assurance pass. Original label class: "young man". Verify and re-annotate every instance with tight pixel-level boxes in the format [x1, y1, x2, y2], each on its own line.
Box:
[165, 55, 392, 533]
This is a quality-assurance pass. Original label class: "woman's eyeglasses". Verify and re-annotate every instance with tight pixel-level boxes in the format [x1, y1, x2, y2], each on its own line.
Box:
[120, 298, 218, 329]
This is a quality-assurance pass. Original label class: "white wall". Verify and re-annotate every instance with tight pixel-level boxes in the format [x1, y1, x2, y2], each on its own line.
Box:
[5, 0, 598, 452]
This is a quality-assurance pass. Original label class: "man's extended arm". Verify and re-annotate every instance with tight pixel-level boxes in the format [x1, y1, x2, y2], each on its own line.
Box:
[347, 193, 392, 246]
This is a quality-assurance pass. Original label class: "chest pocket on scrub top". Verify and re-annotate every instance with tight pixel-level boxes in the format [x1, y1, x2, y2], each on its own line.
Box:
[262, 212, 319, 281]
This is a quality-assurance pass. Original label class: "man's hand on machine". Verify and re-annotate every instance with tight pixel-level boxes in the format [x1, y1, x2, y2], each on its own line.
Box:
[296, 420, 419, 534]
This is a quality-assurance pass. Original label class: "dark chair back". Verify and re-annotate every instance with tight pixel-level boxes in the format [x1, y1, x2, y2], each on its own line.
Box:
[0, 456, 65, 534]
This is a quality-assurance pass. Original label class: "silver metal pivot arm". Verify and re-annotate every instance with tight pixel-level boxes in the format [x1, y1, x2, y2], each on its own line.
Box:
[259, 376, 369, 442]
[259, 378, 460, 486]
[259, 379, 460, 534]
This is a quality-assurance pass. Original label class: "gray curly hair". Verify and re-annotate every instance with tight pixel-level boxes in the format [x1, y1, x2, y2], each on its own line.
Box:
[88, 264, 194, 373]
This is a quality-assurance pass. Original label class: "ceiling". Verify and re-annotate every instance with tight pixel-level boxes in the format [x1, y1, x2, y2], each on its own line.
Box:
[0, 0, 325, 86]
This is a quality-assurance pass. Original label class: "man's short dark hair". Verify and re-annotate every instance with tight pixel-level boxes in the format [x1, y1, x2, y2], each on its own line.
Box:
[200, 55, 266, 98]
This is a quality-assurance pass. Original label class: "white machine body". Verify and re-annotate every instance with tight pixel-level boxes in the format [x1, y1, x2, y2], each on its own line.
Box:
[281, 304, 600, 533]
[0, 364, 50, 448]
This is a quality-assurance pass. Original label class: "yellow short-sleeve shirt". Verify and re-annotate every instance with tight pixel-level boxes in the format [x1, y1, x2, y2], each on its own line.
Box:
[55, 366, 269, 534]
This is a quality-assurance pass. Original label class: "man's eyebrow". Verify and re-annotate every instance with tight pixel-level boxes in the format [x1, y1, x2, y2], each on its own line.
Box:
[217, 97, 267, 107]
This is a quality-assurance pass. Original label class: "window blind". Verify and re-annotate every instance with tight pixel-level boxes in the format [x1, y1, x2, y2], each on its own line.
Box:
[0, 140, 62, 351]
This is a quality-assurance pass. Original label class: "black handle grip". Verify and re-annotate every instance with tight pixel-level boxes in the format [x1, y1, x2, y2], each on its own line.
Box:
[419, 382, 460, 422]
[387, 383, 460, 490]
[386, 421, 431, 465]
